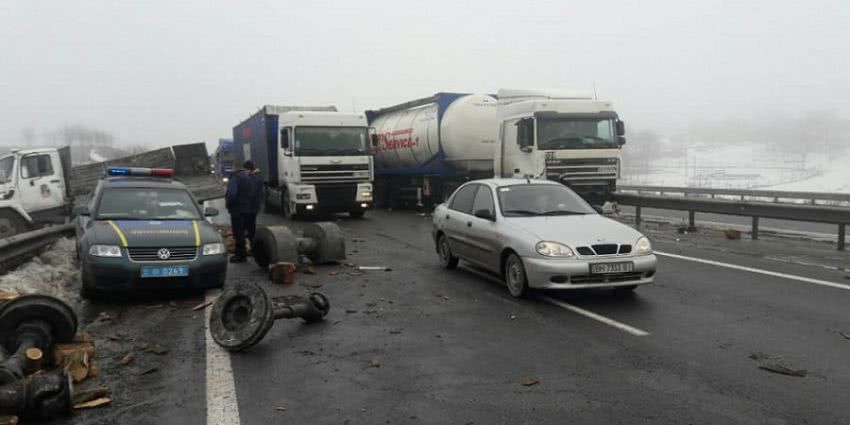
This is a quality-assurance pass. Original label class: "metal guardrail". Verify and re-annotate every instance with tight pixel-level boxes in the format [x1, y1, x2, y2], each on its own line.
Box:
[0, 224, 76, 273]
[618, 185, 850, 205]
[613, 193, 850, 251]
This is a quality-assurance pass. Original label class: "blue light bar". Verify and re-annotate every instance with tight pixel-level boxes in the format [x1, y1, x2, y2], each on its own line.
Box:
[107, 168, 131, 176]
[106, 167, 175, 177]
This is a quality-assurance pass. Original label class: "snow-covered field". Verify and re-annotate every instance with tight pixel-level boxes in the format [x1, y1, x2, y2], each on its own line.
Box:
[623, 144, 849, 193]
[0, 237, 78, 299]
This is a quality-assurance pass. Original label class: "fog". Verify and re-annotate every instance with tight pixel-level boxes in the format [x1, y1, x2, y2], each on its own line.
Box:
[1, 1, 849, 152]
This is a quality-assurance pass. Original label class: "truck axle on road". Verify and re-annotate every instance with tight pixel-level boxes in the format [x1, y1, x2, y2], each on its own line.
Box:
[252, 222, 346, 267]
[209, 281, 330, 352]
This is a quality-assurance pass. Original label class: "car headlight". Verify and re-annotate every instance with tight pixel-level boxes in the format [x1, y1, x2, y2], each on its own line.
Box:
[222, 177, 229, 183]
[203, 243, 225, 256]
[89, 245, 122, 257]
[535, 241, 575, 257]
[635, 236, 652, 255]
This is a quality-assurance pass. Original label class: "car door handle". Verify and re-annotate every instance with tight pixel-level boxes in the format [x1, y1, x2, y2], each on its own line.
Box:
[445, 214, 450, 219]
[467, 221, 472, 227]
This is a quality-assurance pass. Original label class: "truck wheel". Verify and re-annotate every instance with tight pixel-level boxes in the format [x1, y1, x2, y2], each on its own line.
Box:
[349, 210, 365, 219]
[264, 191, 277, 213]
[0, 210, 29, 239]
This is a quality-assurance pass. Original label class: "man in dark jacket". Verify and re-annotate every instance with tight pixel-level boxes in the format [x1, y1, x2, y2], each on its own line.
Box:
[225, 161, 256, 263]
[245, 163, 264, 252]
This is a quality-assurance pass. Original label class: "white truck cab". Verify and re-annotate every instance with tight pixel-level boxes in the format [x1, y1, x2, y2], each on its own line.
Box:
[494, 89, 626, 205]
[0, 147, 72, 236]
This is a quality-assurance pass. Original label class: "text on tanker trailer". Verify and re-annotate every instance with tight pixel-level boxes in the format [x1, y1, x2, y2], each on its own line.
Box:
[494, 89, 626, 205]
[366, 93, 498, 208]
[234, 105, 375, 218]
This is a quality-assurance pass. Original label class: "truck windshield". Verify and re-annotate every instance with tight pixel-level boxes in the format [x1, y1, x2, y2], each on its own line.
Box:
[96, 188, 201, 220]
[0, 156, 13, 184]
[537, 118, 617, 150]
[497, 184, 595, 217]
[294, 127, 368, 156]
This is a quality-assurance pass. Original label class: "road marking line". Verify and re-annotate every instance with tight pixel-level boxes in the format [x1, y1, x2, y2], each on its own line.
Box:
[655, 251, 850, 292]
[205, 290, 241, 425]
[539, 295, 650, 337]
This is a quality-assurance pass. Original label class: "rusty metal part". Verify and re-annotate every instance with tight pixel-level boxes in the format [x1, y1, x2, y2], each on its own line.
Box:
[209, 282, 330, 352]
[0, 373, 72, 420]
[0, 295, 78, 385]
[253, 223, 345, 268]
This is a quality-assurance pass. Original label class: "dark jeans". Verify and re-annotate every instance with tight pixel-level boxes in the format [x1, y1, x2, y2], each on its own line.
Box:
[231, 212, 258, 258]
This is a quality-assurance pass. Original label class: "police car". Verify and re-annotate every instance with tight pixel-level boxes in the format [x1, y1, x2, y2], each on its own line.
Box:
[74, 167, 228, 298]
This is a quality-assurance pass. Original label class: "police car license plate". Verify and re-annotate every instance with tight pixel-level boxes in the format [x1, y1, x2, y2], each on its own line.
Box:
[141, 265, 190, 278]
[590, 262, 634, 274]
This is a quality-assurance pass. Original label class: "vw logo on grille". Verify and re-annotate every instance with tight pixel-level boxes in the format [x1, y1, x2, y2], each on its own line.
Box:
[157, 248, 171, 260]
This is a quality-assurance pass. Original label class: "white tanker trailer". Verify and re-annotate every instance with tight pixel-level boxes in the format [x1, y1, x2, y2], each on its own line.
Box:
[365, 93, 498, 207]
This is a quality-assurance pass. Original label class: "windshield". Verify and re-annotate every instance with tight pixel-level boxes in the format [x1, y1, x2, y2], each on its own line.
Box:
[96, 188, 201, 220]
[0, 156, 13, 184]
[497, 184, 595, 217]
[537, 118, 617, 150]
[294, 126, 368, 156]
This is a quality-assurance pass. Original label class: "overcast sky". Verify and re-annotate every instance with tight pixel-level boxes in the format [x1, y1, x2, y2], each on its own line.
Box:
[1, 0, 848, 149]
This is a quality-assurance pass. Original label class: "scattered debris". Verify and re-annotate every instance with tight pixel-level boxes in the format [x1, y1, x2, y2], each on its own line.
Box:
[345, 309, 358, 314]
[269, 262, 297, 285]
[54, 338, 96, 383]
[192, 301, 213, 311]
[521, 376, 540, 386]
[72, 386, 110, 406]
[368, 358, 382, 368]
[73, 397, 112, 410]
[724, 229, 742, 240]
[358, 266, 392, 272]
[438, 294, 450, 301]
[0, 291, 17, 301]
[748, 352, 771, 361]
[329, 271, 338, 276]
[302, 266, 316, 275]
[840, 332, 850, 340]
[0, 416, 18, 425]
[133, 367, 158, 376]
[275, 407, 287, 412]
[758, 364, 807, 377]
[120, 352, 136, 366]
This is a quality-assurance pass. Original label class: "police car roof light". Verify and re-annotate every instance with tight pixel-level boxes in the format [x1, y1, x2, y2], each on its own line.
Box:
[107, 167, 175, 177]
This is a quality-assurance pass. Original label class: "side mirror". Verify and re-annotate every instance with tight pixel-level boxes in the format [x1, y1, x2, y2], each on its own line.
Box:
[72, 206, 90, 217]
[516, 118, 535, 151]
[204, 207, 219, 217]
[618, 136, 626, 146]
[615, 120, 625, 136]
[474, 209, 495, 221]
[280, 128, 290, 149]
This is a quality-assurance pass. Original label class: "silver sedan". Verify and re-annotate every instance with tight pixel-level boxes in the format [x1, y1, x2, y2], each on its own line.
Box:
[432, 179, 657, 297]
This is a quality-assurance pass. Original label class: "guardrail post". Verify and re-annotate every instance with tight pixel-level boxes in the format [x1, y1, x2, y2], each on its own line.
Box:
[688, 210, 695, 229]
[751, 217, 759, 240]
[635, 206, 641, 228]
[839, 224, 846, 251]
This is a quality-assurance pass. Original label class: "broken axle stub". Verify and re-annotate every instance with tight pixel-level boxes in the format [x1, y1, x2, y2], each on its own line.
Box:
[0, 295, 78, 385]
[209, 282, 330, 352]
[0, 372, 73, 420]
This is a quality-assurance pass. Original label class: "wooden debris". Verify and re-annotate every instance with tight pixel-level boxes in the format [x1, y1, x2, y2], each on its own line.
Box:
[55, 339, 96, 383]
[72, 386, 110, 405]
[73, 397, 112, 410]
[192, 301, 213, 311]
[521, 376, 540, 386]
[0, 291, 18, 302]
[120, 353, 136, 366]
[269, 262, 297, 285]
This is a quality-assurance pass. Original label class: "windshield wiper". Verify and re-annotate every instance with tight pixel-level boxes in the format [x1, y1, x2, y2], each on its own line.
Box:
[502, 210, 541, 216]
[540, 210, 590, 216]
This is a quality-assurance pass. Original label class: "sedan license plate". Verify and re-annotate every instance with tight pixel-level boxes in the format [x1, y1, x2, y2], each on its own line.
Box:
[590, 262, 634, 274]
[140, 265, 190, 278]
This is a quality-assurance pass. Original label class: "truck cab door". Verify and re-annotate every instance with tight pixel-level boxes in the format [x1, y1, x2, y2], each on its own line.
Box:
[18, 153, 65, 214]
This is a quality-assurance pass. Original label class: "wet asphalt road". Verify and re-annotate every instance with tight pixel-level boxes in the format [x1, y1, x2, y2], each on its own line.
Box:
[68, 206, 850, 425]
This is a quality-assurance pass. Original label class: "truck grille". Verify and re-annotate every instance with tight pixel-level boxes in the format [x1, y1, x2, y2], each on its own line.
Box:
[128, 247, 197, 262]
[545, 158, 619, 181]
[300, 164, 371, 183]
[315, 184, 357, 207]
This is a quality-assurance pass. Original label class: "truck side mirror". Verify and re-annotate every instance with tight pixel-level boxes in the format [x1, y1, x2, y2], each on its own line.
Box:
[72, 206, 90, 217]
[516, 118, 535, 151]
[615, 120, 625, 137]
[618, 136, 626, 146]
[280, 128, 290, 149]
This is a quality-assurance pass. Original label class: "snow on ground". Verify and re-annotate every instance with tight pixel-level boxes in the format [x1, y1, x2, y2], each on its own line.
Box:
[623, 144, 849, 193]
[0, 237, 78, 299]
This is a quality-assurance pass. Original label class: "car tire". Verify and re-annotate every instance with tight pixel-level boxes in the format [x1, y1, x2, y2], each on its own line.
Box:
[437, 234, 458, 269]
[504, 253, 529, 298]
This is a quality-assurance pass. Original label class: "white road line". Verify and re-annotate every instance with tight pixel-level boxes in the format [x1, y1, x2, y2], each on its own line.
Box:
[205, 290, 241, 425]
[539, 295, 651, 337]
[655, 251, 850, 292]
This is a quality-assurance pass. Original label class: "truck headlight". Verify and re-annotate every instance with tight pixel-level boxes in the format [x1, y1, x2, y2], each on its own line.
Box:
[203, 243, 225, 256]
[635, 237, 652, 255]
[89, 245, 122, 257]
[535, 241, 574, 257]
[360, 191, 372, 198]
